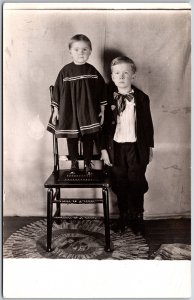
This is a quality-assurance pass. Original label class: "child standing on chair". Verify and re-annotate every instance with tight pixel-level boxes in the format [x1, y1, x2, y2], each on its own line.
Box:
[101, 56, 154, 234]
[47, 34, 107, 174]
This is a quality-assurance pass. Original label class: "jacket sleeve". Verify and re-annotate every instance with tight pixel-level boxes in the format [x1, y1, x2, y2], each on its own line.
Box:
[145, 96, 154, 148]
[100, 102, 112, 149]
[101, 83, 117, 150]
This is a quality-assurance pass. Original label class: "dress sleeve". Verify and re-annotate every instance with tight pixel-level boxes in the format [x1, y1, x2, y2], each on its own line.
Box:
[97, 72, 107, 106]
[51, 70, 63, 109]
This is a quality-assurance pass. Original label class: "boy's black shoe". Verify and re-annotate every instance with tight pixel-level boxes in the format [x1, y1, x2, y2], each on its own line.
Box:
[111, 219, 125, 234]
[84, 161, 93, 176]
[69, 159, 79, 174]
[131, 222, 145, 237]
[130, 213, 145, 237]
[111, 213, 128, 233]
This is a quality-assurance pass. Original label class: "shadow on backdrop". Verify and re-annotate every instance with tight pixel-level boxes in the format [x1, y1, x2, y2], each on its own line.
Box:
[103, 47, 126, 81]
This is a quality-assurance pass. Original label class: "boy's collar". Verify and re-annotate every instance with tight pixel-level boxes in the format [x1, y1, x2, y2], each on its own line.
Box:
[115, 84, 136, 94]
[116, 88, 134, 96]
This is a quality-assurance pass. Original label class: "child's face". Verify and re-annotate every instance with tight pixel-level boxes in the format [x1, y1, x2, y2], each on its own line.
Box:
[111, 63, 135, 90]
[70, 41, 91, 65]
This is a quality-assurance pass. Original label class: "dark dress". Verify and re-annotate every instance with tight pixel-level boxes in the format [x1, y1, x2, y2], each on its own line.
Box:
[47, 62, 107, 138]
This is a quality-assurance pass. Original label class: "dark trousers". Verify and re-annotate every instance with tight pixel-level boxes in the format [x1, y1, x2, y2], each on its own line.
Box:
[67, 134, 94, 163]
[111, 141, 148, 216]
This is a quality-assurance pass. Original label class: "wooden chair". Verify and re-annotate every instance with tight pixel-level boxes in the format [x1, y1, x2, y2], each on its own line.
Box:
[44, 86, 113, 252]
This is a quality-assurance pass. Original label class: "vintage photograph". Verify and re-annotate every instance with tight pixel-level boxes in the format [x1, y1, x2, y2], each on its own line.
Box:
[3, 3, 191, 298]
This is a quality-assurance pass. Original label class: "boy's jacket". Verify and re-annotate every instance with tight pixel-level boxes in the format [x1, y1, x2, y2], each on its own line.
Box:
[101, 85, 154, 166]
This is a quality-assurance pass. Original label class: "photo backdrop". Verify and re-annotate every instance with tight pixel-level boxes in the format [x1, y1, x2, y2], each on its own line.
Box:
[4, 8, 191, 217]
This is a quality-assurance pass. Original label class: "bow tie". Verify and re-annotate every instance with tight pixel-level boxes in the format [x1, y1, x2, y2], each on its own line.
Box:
[113, 90, 134, 115]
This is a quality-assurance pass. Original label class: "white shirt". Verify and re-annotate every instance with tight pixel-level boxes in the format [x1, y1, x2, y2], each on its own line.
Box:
[113, 98, 136, 143]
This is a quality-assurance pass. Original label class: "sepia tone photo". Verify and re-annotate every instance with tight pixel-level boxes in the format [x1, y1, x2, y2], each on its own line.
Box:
[3, 3, 191, 298]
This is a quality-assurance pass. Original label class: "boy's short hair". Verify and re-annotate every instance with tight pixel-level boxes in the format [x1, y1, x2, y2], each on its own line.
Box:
[69, 34, 92, 50]
[111, 56, 137, 74]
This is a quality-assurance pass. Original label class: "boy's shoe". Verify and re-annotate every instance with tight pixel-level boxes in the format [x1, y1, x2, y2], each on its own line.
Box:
[111, 213, 128, 233]
[69, 159, 79, 174]
[84, 161, 93, 176]
[130, 213, 145, 236]
[111, 219, 126, 233]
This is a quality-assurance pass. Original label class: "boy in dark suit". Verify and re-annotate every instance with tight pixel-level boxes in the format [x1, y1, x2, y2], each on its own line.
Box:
[101, 56, 154, 234]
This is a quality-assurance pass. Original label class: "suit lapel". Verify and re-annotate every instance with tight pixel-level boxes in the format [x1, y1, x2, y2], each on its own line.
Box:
[133, 87, 141, 117]
[112, 107, 117, 121]
[133, 87, 140, 135]
[133, 87, 138, 111]
[111, 93, 118, 121]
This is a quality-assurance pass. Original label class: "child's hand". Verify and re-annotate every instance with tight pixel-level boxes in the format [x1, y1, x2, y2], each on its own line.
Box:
[149, 147, 153, 162]
[52, 108, 59, 125]
[99, 112, 104, 126]
[101, 149, 112, 166]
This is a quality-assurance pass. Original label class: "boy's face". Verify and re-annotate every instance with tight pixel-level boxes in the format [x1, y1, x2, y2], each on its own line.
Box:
[70, 41, 91, 65]
[111, 63, 135, 90]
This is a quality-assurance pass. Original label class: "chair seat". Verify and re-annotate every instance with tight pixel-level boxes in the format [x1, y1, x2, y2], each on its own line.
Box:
[44, 170, 110, 188]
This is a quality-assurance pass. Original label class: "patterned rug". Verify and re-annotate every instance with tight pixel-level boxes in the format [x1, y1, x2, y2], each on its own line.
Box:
[151, 243, 191, 260]
[3, 219, 149, 259]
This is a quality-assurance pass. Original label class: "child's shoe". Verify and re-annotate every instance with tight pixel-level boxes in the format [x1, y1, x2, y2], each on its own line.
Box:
[84, 160, 93, 176]
[70, 159, 79, 174]
[130, 213, 145, 236]
[111, 218, 125, 233]
[111, 213, 127, 233]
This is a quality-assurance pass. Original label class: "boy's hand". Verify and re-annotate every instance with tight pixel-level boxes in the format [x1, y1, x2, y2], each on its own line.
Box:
[149, 147, 153, 162]
[101, 149, 112, 166]
[52, 108, 59, 125]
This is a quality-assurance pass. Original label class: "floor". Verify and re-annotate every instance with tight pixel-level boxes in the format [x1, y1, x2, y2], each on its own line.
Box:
[3, 216, 191, 257]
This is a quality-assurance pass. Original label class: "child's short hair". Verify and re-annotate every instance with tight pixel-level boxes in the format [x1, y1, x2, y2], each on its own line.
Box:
[111, 56, 137, 74]
[69, 34, 92, 50]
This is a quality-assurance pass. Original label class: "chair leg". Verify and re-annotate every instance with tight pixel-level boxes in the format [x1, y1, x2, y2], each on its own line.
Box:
[52, 135, 59, 179]
[56, 188, 62, 225]
[47, 188, 53, 252]
[103, 187, 113, 252]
